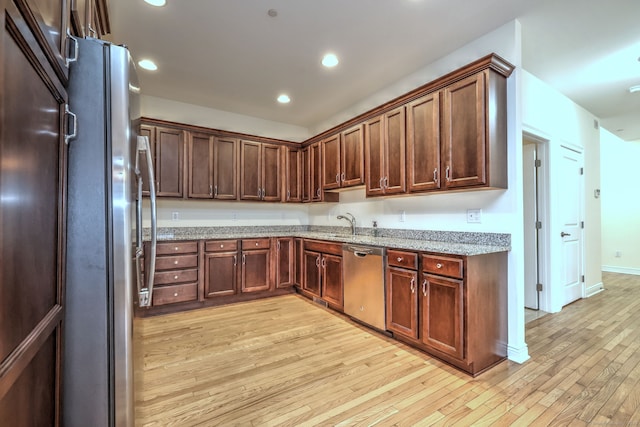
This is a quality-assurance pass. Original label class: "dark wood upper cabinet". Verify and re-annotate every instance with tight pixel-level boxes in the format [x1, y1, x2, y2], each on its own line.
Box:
[310, 142, 322, 201]
[240, 141, 281, 201]
[213, 137, 238, 200]
[301, 146, 311, 202]
[442, 72, 486, 189]
[70, 0, 109, 39]
[441, 69, 507, 190]
[407, 92, 441, 192]
[155, 127, 185, 198]
[340, 124, 364, 187]
[239, 140, 261, 201]
[285, 148, 301, 202]
[365, 106, 406, 197]
[261, 143, 281, 202]
[322, 125, 364, 191]
[188, 133, 214, 199]
[321, 134, 341, 190]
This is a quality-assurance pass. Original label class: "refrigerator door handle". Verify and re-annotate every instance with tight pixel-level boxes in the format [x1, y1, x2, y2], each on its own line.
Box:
[136, 136, 157, 307]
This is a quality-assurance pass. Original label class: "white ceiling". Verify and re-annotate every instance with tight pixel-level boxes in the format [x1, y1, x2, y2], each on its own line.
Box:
[108, 0, 640, 141]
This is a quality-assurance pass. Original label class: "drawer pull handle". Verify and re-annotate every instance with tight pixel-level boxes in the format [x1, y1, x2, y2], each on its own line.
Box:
[174, 292, 178, 297]
[174, 275, 178, 280]
[397, 257, 403, 262]
[174, 260, 179, 265]
[436, 263, 443, 269]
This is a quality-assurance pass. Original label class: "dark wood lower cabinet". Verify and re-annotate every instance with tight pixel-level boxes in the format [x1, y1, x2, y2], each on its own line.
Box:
[321, 254, 343, 309]
[275, 238, 294, 288]
[301, 240, 343, 310]
[421, 274, 464, 360]
[303, 250, 322, 297]
[241, 249, 271, 292]
[385, 267, 419, 339]
[204, 252, 237, 297]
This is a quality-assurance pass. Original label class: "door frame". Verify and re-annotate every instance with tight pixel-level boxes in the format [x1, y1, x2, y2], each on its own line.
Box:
[522, 129, 551, 313]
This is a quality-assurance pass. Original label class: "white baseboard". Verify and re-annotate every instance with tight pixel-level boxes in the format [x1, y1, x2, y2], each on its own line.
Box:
[507, 344, 530, 364]
[602, 266, 640, 276]
[585, 282, 604, 297]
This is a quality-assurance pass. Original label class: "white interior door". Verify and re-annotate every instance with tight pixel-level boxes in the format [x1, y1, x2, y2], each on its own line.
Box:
[558, 145, 584, 306]
[523, 142, 538, 309]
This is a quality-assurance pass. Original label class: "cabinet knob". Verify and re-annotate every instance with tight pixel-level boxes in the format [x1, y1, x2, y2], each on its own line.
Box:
[174, 260, 179, 265]
[220, 244, 224, 248]
[436, 263, 443, 269]
[174, 275, 178, 280]
[397, 257, 403, 262]
[255, 242, 259, 246]
[173, 292, 178, 297]
[174, 247, 179, 251]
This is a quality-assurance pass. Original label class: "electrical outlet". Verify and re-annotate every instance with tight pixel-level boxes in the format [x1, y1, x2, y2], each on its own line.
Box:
[171, 211, 179, 221]
[615, 251, 622, 258]
[232, 211, 238, 221]
[467, 209, 482, 223]
[400, 210, 406, 222]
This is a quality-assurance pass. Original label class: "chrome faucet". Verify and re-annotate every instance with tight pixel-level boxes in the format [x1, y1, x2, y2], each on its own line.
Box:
[337, 212, 356, 235]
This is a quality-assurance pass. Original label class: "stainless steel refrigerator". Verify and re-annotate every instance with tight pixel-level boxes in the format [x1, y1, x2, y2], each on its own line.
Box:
[64, 38, 157, 427]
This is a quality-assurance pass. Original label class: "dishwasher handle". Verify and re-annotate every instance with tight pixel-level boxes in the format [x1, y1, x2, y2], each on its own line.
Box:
[344, 244, 385, 257]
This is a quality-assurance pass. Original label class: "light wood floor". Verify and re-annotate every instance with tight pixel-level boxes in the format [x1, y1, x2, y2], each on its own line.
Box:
[134, 272, 640, 426]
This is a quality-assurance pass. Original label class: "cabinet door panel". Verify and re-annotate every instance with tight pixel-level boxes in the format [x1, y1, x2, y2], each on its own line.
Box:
[421, 273, 464, 359]
[407, 92, 441, 192]
[188, 133, 213, 198]
[321, 134, 341, 190]
[384, 107, 406, 195]
[286, 148, 301, 202]
[301, 147, 311, 202]
[385, 267, 418, 339]
[155, 127, 184, 197]
[294, 238, 303, 286]
[24, 0, 69, 82]
[341, 124, 364, 187]
[262, 144, 281, 201]
[240, 141, 261, 200]
[213, 137, 238, 200]
[310, 143, 322, 201]
[365, 115, 384, 196]
[276, 238, 294, 288]
[321, 254, 343, 309]
[303, 250, 321, 297]
[442, 72, 486, 189]
[204, 252, 237, 297]
[241, 249, 270, 292]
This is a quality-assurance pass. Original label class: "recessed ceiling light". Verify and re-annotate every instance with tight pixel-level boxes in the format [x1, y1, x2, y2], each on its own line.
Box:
[144, 0, 166, 6]
[277, 94, 290, 104]
[322, 53, 339, 68]
[138, 59, 158, 71]
[629, 84, 640, 93]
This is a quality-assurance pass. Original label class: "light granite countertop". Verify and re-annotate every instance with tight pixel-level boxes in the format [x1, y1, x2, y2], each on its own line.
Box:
[146, 226, 510, 256]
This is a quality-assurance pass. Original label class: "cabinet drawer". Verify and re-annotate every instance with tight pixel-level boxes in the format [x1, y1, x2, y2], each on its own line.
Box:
[422, 254, 463, 279]
[155, 254, 198, 271]
[205, 240, 238, 252]
[156, 241, 198, 255]
[154, 268, 198, 285]
[152, 282, 198, 306]
[387, 249, 418, 270]
[304, 240, 342, 256]
[242, 238, 271, 250]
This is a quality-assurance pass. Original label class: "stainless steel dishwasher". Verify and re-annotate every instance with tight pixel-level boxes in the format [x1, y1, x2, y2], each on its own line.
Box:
[342, 244, 386, 331]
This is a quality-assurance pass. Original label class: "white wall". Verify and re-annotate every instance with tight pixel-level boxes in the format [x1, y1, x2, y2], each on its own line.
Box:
[308, 20, 529, 363]
[601, 132, 640, 274]
[522, 70, 603, 310]
[141, 95, 310, 142]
